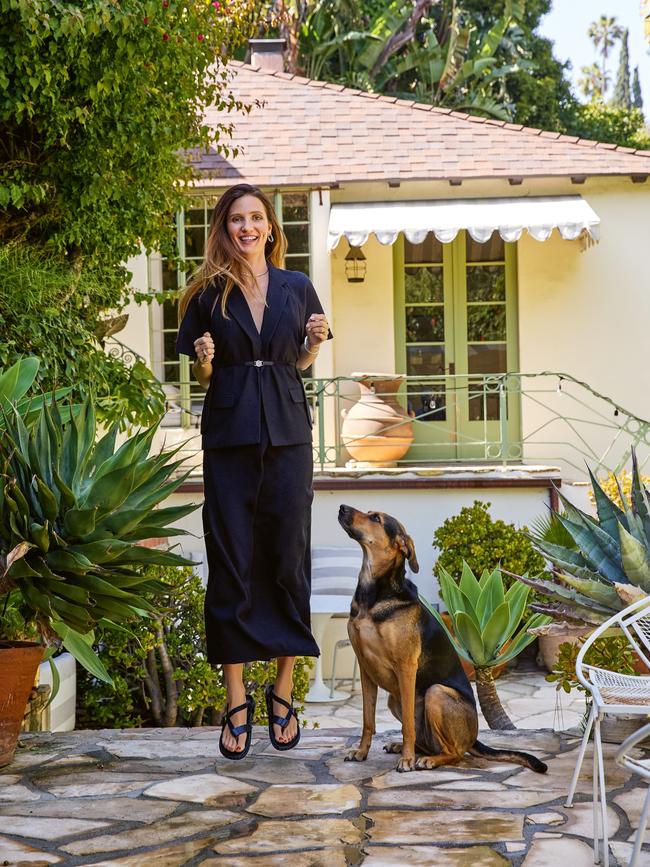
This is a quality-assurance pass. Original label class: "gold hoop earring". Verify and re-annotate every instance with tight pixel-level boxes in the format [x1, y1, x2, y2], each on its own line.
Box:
[267, 232, 274, 244]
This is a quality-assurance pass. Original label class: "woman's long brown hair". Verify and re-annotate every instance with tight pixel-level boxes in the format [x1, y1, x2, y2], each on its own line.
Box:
[179, 184, 287, 320]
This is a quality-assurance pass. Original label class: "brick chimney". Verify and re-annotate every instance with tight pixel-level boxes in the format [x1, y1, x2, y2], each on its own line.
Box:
[248, 38, 286, 73]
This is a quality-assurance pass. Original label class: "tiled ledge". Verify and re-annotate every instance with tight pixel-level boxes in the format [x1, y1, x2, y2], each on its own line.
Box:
[178, 464, 562, 498]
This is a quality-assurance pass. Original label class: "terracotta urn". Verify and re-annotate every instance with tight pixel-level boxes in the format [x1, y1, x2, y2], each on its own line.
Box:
[0, 642, 44, 767]
[341, 373, 414, 466]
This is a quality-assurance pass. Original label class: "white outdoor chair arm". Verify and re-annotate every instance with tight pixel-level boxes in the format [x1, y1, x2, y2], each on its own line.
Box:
[575, 596, 650, 693]
[616, 719, 650, 772]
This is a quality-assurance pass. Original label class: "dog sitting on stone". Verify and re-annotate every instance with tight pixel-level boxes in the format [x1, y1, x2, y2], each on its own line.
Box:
[338, 504, 547, 774]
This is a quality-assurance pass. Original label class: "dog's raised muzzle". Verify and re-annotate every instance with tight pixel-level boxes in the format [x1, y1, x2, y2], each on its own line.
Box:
[338, 504, 354, 527]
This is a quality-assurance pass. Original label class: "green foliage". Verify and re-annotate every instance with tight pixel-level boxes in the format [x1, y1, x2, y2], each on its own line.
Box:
[427, 562, 550, 669]
[1, 0, 255, 301]
[0, 246, 164, 429]
[0, 591, 38, 643]
[546, 636, 637, 694]
[633, 66, 643, 111]
[77, 564, 312, 729]
[0, 356, 71, 424]
[463, 0, 575, 130]
[612, 29, 631, 110]
[565, 102, 650, 150]
[433, 500, 546, 587]
[261, 0, 531, 119]
[517, 456, 650, 627]
[0, 391, 199, 681]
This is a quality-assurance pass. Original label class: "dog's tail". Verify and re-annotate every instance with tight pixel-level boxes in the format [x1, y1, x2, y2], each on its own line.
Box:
[470, 739, 548, 774]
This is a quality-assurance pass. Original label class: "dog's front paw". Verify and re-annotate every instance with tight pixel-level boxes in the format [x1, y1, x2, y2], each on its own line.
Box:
[383, 741, 403, 754]
[396, 756, 416, 773]
[345, 748, 369, 762]
[415, 756, 439, 770]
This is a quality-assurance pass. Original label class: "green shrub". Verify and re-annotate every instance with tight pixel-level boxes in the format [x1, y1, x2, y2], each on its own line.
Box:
[76, 564, 312, 729]
[433, 500, 546, 587]
[0, 246, 165, 430]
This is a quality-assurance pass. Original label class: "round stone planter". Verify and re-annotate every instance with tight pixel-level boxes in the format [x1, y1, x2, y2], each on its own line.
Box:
[341, 373, 414, 466]
[0, 641, 44, 767]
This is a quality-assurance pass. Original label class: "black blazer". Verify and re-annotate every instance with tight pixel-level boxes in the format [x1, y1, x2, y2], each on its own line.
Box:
[176, 264, 332, 449]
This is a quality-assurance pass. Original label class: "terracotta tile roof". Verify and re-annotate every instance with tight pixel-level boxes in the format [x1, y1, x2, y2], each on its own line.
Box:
[195, 62, 650, 187]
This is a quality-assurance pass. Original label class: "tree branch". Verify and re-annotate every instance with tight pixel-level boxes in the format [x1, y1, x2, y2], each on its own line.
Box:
[155, 622, 177, 727]
[369, 0, 439, 79]
[144, 649, 163, 726]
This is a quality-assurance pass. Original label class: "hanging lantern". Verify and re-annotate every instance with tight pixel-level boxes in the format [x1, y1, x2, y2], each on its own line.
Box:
[344, 244, 366, 283]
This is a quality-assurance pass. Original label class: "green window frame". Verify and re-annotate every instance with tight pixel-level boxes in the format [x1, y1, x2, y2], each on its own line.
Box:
[393, 231, 520, 459]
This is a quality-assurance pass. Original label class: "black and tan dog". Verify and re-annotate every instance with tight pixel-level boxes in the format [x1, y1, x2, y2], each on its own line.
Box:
[338, 504, 547, 774]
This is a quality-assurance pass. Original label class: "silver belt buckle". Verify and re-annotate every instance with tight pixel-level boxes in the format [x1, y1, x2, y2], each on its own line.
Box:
[254, 360, 263, 367]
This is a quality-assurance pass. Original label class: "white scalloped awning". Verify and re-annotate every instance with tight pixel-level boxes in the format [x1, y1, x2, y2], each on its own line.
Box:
[327, 196, 601, 250]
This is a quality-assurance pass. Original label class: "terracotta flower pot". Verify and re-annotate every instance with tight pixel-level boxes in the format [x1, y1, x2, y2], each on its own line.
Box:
[0, 642, 44, 767]
[341, 373, 414, 466]
[537, 629, 592, 673]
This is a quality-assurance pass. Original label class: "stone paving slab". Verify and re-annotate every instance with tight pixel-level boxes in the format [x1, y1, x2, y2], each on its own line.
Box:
[1, 723, 649, 866]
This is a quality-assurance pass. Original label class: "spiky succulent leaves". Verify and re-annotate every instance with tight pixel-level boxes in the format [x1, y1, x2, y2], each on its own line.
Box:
[631, 450, 650, 532]
[588, 468, 628, 538]
[419, 594, 473, 663]
[555, 572, 622, 610]
[476, 568, 503, 623]
[0, 397, 199, 668]
[553, 510, 626, 585]
[510, 570, 616, 618]
[459, 560, 481, 609]
[529, 600, 608, 626]
[617, 522, 650, 590]
[456, 611, 486, 665]
[0, 357, 39, 406]
[492, 614, 552, 665]
[554, 486, 595, 526]
[615, 582, 647, 606]
[435, 564, 550, 669]
[52, 623, 112, 685]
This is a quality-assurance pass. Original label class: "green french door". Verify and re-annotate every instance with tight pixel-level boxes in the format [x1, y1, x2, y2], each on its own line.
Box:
[394, 231, 521, 461]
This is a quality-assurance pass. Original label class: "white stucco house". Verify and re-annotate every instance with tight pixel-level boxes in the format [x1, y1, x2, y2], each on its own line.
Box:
[118, 43, 650, 618]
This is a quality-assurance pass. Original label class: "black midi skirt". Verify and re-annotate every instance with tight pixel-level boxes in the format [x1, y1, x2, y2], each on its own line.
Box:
[202, 423, 320, 664]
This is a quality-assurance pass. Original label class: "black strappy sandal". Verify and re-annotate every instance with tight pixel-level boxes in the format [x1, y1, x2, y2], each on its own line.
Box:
[219, 694, 255, 761]
[265, 684, 301, 751]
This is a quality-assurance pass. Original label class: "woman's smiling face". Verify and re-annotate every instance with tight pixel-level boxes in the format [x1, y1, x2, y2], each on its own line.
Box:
[226, 194, 271, 259]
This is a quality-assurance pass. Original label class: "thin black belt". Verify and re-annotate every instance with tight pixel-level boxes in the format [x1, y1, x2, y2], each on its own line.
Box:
[214, 361, 294, 368]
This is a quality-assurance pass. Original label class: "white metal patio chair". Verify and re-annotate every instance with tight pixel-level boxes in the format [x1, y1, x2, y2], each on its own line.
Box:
[615, 719, 650, 867]
[564, 596, 650, 867]
[308, 547, 361, 702]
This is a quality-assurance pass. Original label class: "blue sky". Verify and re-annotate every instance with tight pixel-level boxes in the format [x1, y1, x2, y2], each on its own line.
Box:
[537, 0, 650, 114]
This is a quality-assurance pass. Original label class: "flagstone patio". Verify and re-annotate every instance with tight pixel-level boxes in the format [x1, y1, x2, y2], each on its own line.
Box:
[1, 668, 649, 866]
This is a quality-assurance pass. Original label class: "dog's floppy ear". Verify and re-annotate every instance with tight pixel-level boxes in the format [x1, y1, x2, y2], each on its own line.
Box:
[397, 533, 419, 574]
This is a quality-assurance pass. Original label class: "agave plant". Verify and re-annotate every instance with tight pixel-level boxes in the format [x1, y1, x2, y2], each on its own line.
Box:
[0, 356, 72, 423]
[0, 396, 198, 682]
[515, 453, 650, 630]
[424, 563, 551, 730]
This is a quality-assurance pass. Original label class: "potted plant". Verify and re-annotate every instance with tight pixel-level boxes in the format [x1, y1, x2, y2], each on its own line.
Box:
[423, 562, 551, 729]
[506, 456, 650, 727]
[546, 634, 648, 743]
[0, 362, 198, 766]
[514, 457, 650, 628]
